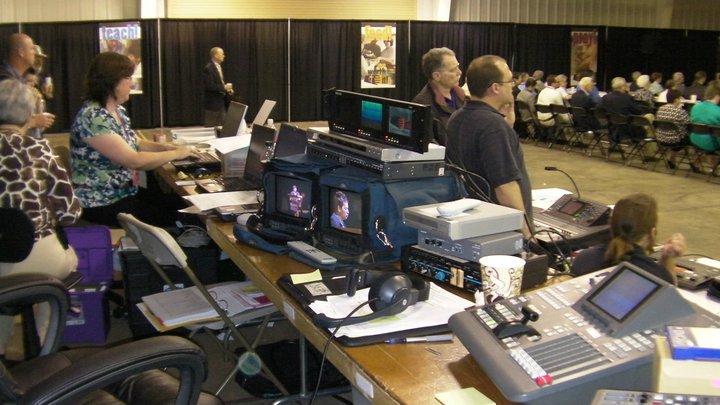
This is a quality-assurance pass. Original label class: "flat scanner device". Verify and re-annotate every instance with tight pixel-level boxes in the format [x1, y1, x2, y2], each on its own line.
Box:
[403, 200, 524, 240]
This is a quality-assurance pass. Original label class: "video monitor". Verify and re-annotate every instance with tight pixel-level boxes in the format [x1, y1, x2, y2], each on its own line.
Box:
[327, 187, 362, 235]
[263, 170, 318, 237]
[586, 265, 661, 322]
[325, 89, 432, 153]
[274, 174, 313, 220]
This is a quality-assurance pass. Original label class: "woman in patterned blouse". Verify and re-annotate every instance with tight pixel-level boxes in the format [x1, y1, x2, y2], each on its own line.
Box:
[655, 89, 689, 169]
[0, 79, 82, 355]
[70, 52, 199, 227]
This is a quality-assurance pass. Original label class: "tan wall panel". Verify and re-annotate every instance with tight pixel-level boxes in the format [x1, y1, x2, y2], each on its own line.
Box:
[167, 0, 417, 20]
[450, 0, 720, 31]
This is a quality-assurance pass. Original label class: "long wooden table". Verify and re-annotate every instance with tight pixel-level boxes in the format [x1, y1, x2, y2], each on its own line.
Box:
[206, 219, 514, 404]
[148, 133, 515, 404]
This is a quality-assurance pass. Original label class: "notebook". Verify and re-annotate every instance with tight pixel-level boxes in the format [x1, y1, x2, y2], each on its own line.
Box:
[196, 124, 277, 192]
[251, 99, 277, 128]
[219, 101, 249, 138]
[273, 123, 308, 158]
[172, 101, 248, 171]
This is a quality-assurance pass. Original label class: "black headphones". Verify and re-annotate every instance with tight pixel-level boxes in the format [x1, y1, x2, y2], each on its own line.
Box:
[313, 269, 430, 329]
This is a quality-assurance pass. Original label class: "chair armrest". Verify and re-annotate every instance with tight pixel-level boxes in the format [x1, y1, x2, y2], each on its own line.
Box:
[21, 335, 208, 405]
[0, 274, 68, 356]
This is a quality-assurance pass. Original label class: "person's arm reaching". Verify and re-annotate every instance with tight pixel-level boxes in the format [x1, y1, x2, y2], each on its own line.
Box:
[83, 133, 198, 171]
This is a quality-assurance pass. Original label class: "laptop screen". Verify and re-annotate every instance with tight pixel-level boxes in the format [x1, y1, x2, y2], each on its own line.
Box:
[243, 125, 277, 184]
[273, 123, 308, 158]
[251, 100, 277, 127]
[219, 101, 248, 138]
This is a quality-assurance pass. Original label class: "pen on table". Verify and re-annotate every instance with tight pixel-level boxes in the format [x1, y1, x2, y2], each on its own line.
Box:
[385, 334, 454, 344]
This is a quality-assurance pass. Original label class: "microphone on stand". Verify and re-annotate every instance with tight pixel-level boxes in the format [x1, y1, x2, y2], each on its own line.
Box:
[544, 166, 580, 199]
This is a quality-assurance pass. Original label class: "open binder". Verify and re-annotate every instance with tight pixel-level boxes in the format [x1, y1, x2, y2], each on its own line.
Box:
[277, 269, 473, 346]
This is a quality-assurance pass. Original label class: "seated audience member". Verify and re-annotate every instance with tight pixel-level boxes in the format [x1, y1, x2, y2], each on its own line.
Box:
[412, 47, 466, 146]
[70, 52, 199, 228]
[656, 79, 677, 103]
[576, 69, 602, 104]
[531, 70, 545, 91]
[555, 74, 572, 101]
[570, 193, 686, 285]
[0, 80, 82, 357]
[633, 74, 654, 108]
[684, 70, 707, 101]
[597, 77, 651, 142]
[655, 89, 689, 168]
[672, 71, 686, 94]
[515, 77, 537, 122]
[628, 70, 642, 92]
[569, 76, 598, 131]
[536, 74, 569, 126]
[649, 72, 664, 95]
[689, 80, 720, 153]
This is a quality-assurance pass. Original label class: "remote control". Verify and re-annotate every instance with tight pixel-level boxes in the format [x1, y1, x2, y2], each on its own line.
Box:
[287, 241, 337, 264]
[437, 198, 483, 218]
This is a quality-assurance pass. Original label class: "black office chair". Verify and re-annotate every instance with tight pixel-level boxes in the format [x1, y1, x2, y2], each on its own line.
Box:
[549, 104, 577, 150]
[0, 273, 223, 405]
[590, 109, 612, 157]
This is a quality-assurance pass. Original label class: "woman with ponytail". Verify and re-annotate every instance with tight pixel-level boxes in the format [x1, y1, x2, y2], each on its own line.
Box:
[570, 193, 686, 284]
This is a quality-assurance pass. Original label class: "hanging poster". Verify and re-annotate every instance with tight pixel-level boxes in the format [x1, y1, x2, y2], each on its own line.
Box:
[570, 30, 598, 76]
[361, 23, 396, 89]
[99, 22, 143, 94]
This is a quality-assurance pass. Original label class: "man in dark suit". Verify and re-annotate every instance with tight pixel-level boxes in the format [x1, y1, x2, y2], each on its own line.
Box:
[203, 47, 233, 127]
[569, 76, 597, 131]
[597, 77, 650, 142]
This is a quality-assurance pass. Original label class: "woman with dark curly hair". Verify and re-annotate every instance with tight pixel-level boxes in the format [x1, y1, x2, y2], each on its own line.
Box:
[70, 52, 198, 227]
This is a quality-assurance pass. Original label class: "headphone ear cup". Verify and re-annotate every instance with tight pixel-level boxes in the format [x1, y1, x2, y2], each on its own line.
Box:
[245, 214, 262, 230]
[368, 274, 412, 314]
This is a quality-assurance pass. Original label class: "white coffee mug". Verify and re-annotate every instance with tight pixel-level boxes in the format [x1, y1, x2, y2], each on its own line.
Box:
[479, 255, 526, 305]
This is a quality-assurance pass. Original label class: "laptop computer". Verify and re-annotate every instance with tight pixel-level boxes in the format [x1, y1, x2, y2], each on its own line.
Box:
[273, 123, 308, 159]
[172, 101, 249, 171]
[218, 101, 249, 138]
[196, 124, 277, 192]
[250, 99, 277, 128]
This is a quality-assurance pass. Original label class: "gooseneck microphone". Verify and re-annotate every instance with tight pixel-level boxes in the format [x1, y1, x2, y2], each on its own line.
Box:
[544, 166, 580, 199]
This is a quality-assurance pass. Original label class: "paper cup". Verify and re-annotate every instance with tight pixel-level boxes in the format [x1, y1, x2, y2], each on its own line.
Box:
[479, 255, 525, 305]
[690, 94, 697, 102]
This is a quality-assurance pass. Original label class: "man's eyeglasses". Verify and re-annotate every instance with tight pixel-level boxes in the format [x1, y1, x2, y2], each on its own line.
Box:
[496, 80, 515, 85]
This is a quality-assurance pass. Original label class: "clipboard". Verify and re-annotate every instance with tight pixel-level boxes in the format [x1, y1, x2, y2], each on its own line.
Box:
[277, 268, 453, 346]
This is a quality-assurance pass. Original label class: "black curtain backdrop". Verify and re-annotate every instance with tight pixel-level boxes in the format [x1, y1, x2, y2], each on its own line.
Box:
[604, 28, 718, 90]
[289, 20, 359, 121]
[161, 19, 287, 127]
[514, 24, 572, 80]
[4, 20, 718, 130]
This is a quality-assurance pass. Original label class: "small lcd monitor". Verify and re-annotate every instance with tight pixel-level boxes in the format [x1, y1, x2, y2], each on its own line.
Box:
[327, 187, 362, 235]
[586, 265, 661, 322]
[274, 174, 313, 220]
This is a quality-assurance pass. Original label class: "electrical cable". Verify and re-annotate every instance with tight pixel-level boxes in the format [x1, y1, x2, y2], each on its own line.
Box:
[530, 228, 574, 272]
[308, 297, 380, 405]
